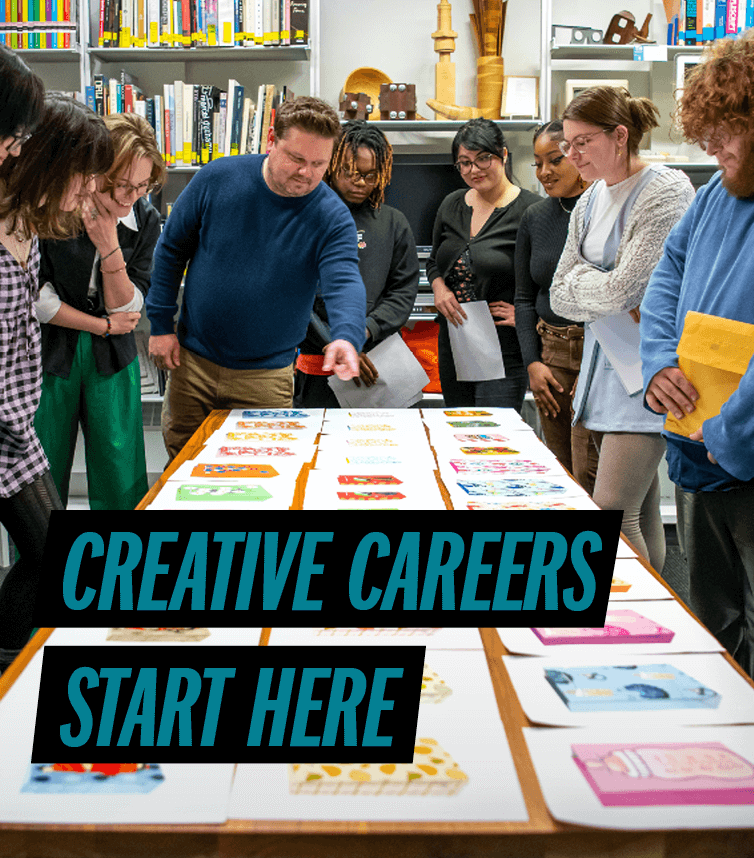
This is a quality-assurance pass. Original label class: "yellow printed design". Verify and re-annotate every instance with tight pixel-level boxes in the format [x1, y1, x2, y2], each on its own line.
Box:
[288, 738, 468, 796]
[420, 664, 453, 704]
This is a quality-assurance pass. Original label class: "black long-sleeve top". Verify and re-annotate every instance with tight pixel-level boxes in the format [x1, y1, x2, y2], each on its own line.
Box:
[425, 187, 540, 359]
[38, 196, 161, 378]
[299, 200, 420, 354]
[513, 194, 584, 369]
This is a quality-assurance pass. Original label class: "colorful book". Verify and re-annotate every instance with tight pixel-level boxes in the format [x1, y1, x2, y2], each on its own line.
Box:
[572, 742, 754, 806]
[531, 610, 675, 646]
[544, 664, 720, 712]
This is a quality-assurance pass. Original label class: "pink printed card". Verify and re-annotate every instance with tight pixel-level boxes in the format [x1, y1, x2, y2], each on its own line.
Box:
[532, 610, 675, 646]
[571, 741, 754, 806]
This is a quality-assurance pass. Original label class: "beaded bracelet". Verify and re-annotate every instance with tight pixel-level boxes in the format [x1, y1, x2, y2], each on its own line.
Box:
[101, 246, 120, 262]
[102, 316, 112, 338]
[101, 264, 127, 275]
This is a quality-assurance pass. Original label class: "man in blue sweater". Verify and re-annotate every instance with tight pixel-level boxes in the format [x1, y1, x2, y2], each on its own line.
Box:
[640, 34, 754, 677]
[146, 96, 366, 460]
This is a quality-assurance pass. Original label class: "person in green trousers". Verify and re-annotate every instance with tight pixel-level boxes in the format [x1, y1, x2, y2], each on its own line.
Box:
[34, 113, 166, 510]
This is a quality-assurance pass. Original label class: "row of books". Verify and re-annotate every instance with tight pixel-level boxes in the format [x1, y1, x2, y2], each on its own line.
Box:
[98, 0, 307, 48]
[0, 0, 74, 48]
[86, 72, 290, 166]
[674, 0, 754, 45]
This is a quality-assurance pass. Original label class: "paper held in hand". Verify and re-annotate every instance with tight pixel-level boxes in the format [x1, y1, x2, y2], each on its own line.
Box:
[448, 300, 505, 382]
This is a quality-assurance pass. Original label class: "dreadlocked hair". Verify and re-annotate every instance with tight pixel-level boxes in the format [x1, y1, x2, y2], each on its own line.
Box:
[326, 120, 393, 208]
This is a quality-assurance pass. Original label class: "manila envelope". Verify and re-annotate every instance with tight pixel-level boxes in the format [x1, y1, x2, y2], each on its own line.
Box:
[665, 310, 754, 438]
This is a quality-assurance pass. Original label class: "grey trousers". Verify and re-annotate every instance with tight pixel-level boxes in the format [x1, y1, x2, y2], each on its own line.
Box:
[676, 483, 754, 679]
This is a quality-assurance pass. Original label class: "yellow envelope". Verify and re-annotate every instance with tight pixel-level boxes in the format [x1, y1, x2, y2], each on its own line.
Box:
[665, 310, 754, 438]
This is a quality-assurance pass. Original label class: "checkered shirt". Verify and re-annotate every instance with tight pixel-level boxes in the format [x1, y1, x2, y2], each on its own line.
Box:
[0, 239, 49, 498]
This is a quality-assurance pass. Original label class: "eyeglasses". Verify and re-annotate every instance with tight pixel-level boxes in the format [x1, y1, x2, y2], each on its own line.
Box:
[558, 129, 609, 156]
[111, 178, 158, 199]
[454, 152, 496, 174]
[341, 169, 379, 185]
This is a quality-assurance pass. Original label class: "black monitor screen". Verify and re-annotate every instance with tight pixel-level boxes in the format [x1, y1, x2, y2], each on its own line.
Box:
[383, 155, 466, 252]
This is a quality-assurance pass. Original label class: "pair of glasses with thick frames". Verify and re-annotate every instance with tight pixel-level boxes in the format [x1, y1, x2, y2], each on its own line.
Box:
[558, 128, 610, 156]
[454, 152, 496, 174]
[111, 178, 158, 198]
[341, 168, 379, 185]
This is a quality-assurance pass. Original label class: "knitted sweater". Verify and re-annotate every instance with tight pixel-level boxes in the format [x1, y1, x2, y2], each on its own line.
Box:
[550, 167, 696, 323]
[146, 154, 366, 371]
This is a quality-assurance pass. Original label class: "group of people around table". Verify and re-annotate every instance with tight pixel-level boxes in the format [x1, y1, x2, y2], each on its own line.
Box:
[0, 35, 753, 681]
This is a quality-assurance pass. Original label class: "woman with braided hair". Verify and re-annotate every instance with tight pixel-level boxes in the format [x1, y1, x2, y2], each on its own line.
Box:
[294, 120, 419, 407]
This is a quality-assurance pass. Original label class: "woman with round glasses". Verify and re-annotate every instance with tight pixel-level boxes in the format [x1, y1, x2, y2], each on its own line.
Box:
[549, 86, 695, 571]
[295, 120, 419, 406]
[34, 113, 165, 511]
[514, 120, 598, 494]
[0, 90, 113, 674]
[426, 118, 539, 410]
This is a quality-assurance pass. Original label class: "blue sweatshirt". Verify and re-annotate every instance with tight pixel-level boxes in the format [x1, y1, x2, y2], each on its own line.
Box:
[146, 154, 366, 370]
[640, 172, 754, 489]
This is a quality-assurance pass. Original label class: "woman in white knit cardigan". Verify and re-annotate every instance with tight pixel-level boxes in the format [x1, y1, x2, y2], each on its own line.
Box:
[550, 86, 695, 572]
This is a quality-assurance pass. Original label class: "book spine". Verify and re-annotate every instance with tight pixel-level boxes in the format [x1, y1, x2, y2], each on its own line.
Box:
[685, 0, 697, 43]
[206, 0, 216, 43]
[198, 85, 211, 163]
[85, 85, 96, 112]
[715, 0, 727, 35]
[173, 79, 183, 164]
[217, 0, 231, 43]
[183, 82, 193, 163]
[180, 0, 189, 45]
[289, 0, 306, 44]
[217, 89, 227, 157]
[123, 83, 134, 112]
[230, 83, 244, 155]
[253, 0, 261, 42]
[223, 80, 235, 156]
[726, 0, 739, 33]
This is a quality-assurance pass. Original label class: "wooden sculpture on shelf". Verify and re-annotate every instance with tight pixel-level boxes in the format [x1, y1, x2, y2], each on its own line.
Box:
[470, 0, 508, 119]
[430, 0, 458, 119]
[427, 0, 486, 121]
[604, 10, 654, 44]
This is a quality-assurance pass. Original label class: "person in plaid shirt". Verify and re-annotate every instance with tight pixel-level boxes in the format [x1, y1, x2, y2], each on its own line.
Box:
[0, 85, 113, 674]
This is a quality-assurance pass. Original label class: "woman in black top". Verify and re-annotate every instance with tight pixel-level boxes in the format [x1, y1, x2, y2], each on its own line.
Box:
[426, 118, 539, 411]
[514, 120, 598, 493]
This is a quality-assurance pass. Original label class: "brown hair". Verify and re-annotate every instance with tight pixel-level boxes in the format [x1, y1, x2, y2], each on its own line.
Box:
[100, 112, 167, 197]
[273, 96, 341, 141]
[562, 86, 659, 155]
[326, 120, 393, 208]
[677, 32, 754, 142]
[0, 44, 44, 140]
[0, 94, 113, 240]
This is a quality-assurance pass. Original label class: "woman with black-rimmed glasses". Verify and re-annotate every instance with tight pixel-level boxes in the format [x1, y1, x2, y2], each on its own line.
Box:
[426, 118, 539, 411]
[34, 113, 166, 512]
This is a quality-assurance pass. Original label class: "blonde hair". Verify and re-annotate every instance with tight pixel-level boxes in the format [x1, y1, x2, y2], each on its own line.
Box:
[101, 113, 166, 195]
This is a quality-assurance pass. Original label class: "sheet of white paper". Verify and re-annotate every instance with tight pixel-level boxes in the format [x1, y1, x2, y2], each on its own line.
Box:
[229, 713, 527, 822]
[327, 334, 429, 408]
[46, 627, 264, 647]
[447, 301, 505, 382]
[147, 478, 297, 510]
[0, 652, 235, 824]
[505, 652, 754, 728]
[524, 724, 754, 829]
[267, 627, 484, 650]
[589, 313, 644, 395]
[497, 600, 725, 657]
[608, 558, 674, 601]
